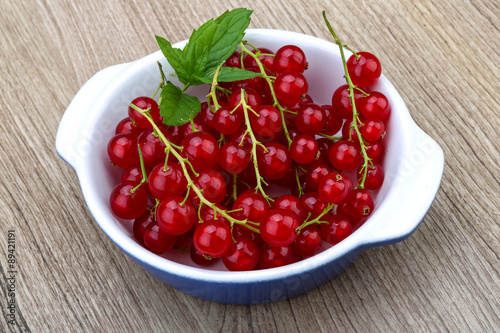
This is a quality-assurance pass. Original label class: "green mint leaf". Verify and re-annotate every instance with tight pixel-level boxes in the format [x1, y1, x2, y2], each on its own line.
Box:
[159, 81, 201, 126]
[196, 66, 261, 84]
[155, 36, 191, 85]
[204, 8, 253, 71]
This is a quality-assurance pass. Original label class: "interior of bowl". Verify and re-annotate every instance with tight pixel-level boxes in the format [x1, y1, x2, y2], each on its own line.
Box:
[78, 29, 410, 279]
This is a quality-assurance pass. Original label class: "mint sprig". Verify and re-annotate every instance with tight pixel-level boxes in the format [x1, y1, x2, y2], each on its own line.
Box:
[156, 8, 259, 126]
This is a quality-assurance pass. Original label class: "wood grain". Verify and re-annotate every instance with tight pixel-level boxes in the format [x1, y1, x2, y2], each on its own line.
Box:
[0, 0, 499, 332]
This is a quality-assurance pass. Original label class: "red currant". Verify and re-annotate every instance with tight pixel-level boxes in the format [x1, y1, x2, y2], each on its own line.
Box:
[292, 225, 323, 257]
[148, 163, 187, 200]
[128, 96, 160, 129]
[156, 196, 196, 235]
[358, 163, 385, 190]
[274, 71, 308, 105]
[290, 134, 319, 165]
[318, 172, 354, 204]
[256, 142, 292, 180]
[218, 142, 250, 174]
[109, 182, 148, 220]
[295, 103, 327, 135]
[250, 105, 282, 137]
[107, 133, 139, 169]
[143, 223, 176, 253]
[329, 139, 363, 172]
[214, 106, 243, 135]
[180, 132, 220, 173]
[358, 91, 391, 121]
[222, 237, 260, 271]
[273, 45, 307, 74]
[193, 219, 232, 258]
[232, 191, 270, 223]
[260, 209, 299, 247]
[346, 52, 382, 88]
[331, 84, 365, 119]
[259, 244, 296, 269]
[320, 214, 353, 245]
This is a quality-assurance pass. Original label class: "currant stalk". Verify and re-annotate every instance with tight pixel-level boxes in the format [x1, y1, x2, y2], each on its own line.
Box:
[296, 203, 335, 232]
[130, 103, 260, 233]
[323, 12, 372, 188]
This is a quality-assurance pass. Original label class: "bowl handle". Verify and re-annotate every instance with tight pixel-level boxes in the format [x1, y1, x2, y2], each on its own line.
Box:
[55, 63, 130, 170]
[361, 126, 444, 247]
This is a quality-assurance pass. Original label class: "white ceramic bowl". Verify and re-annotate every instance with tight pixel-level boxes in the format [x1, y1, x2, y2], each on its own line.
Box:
[56, 29, 444, 304]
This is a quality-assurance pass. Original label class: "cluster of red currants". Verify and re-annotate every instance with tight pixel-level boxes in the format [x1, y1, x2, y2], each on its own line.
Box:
[107, 43, 391, 271]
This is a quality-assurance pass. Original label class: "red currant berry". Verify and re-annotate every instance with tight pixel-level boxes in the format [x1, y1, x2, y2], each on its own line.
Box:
[214, 106, 243, 135]
[232, 223, 263, 246]
[305, 161, 332, 192]
[274, 71, 309, 105]
[361, 119, 385, 142]
[190, 169, 227, 205]
[193, 219, 232, 258]
[232, 191, 270, 224]
[329, 139, 363, 172]
[347, 189, 375, 219]
[107, 133, 139, 169]
[228, 88, 262, 118]
[222, 237, 260, 271]
[321, 105, 344, 135]
[292, 225, 323, 257]
[156, 196, 196, 235]
[181, 132, 220, 173]
[121, 164, 149, 185]
[138, 128, 174, 168]
[300, 192, 327, 220]
[115, 117, 141, 135]
[190, 243, 217, 266]
[229, 127, 253, 149]
[243, 47, 275, 73]
[316, 138, 334, 165]
[320, 214, 353, 245]
[318, 172, 354, 204]
[273, 45, 307, 74]
[232, 76, 265, 93]
[218, 142, 250, 174]
[366, 140, 384, 161]
[259, 244, 296, 269]
[256, 142, 292, 180]
[358, 91, 391, 121]
[224, 51, 241, 68]
[346, 52, 382, 88]
[358, 163, 385, 190]
[331, 84, 365, 119]
[271, 194, 307, 223]
[143, 223, 176, 253]
[109, 182, 148, 220]
[295, 103, 327, 135]
[133, 210, 155, 245]
[260, 209, 299, 247]
[199, 204, 230, 226]
[290, 134, 319, 165]
[148, 163, 187, 200]
[250, 105, 282, 137]
[128, 96, 160, 129]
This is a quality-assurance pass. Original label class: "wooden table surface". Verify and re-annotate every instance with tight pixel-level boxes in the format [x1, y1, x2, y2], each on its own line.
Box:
[1, 0, 499, 332]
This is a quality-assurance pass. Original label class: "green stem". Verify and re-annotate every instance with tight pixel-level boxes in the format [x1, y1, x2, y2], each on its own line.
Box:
[323, 11, 371, 188]
[130, 145, 148, 194]
[131, 103, 260, 233]
[296, 203, 335, 232]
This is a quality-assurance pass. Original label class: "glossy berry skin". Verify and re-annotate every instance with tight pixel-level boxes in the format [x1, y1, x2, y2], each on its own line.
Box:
[222, 237, 260, 271]
[138, 128, 174, 168]
[347, 189, 375, 219]
[107, 133, 139, 169]
[300, 192, 327, 220]
[295, 103, 327, 135]
[142, 223, 176, 253]
[181, 132, 220, 173]
[332, 84, 366, 119]
[319, 172, 354, 204]
[193, 219, 232, 258]
[243, 47, 275, 73]
[290, 134, 319, 165]
[148, 163, 187, 200]
[190, 244, 217, 266]
[292, 225, 323, 257]
[320, 214, 353, 245]
[274, 71, 309, 105]
[224, 51, 241, 68]
[199, 204, 230, 226]
[271, 195, 306, 224]
[358, 91, 391, 121]
[358, 163, 385, 190]
[361, 119, 385, 142]
[228, 88, 262, 118]
[190, 169, 227, 205]
[250, 105, 282, 137]
[128, 96, 160, 129]
[156, 196, 196, 236]
[256, 142, 292, 180]
[218, 142, 250, 174]
[109, 182, 148, 220]
[273, 44, 307, 74]
[232, 191, 270, 223]
[346, 52, 382, 88]
[259, 244, 296, 269]
[214, 106, 243, 135]
[260, 209, 299, 247]
[133, 210, 155, 246]
[232, 223, 263, 246]
[305, 161, 332, 192]
[329, 139, 363, 172]
[121, 164, 148, 185]
[316, 138, 334, 165]
[115, 117, 141, 135]
[366, 140, 384, 161]
[321, 105, 343, 135]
